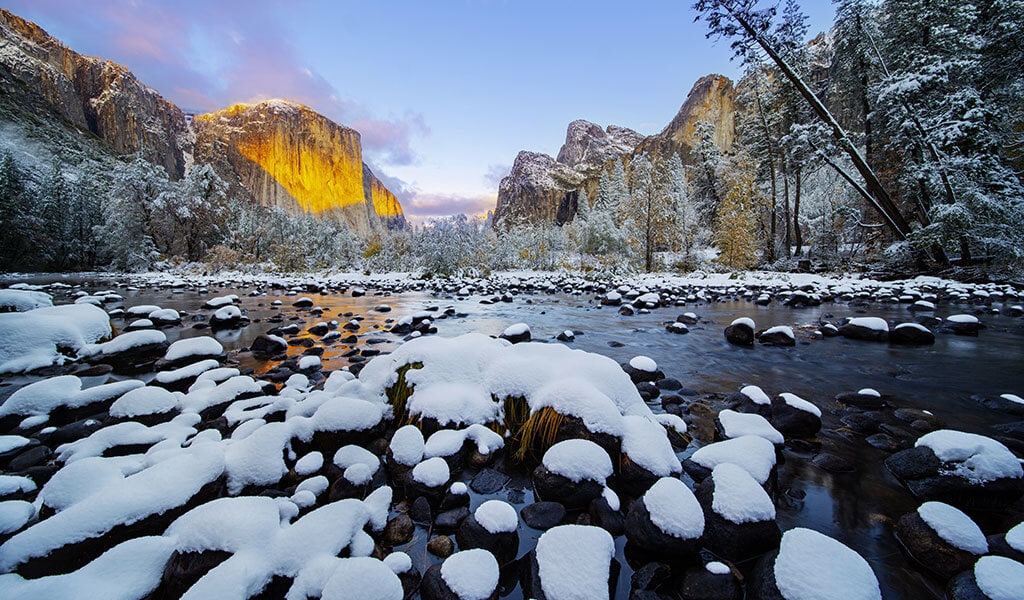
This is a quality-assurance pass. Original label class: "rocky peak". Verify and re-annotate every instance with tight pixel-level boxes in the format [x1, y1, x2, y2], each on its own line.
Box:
[638, 74, 735, 162]
[0, 8, 189, 178]
[555, 120, 644, 170]
[192, 100, 403, 236]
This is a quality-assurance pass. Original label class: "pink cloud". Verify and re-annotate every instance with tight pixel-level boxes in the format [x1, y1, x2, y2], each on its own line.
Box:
[405, 192, 497, 219]
[3, 0, 425, 166]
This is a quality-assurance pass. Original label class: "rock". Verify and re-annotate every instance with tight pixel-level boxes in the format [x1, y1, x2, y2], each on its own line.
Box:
[835, 391, 886, 410]
[470, 468, 510, 494]
[895, 508, 984, 580]
[499, 323, 531, 344]
[724, 321, 754, 347]
[944, 315, 983, 336]
[588, 495, 625, 537]
[972, 394, 1024, 416]
[756, 326, 796, 347]
[838, 319, 889, 342]
[8, 444, 52, 471]
[532, 464, 604, 509]
[769, 394, 822, 439]
[455, 513, 519, 566]
[435, 506, 470, 533]
[695, 465, 781, 562]
[625, 478, 704, 563]
[811, 452, 855, 473]
[840, 412, 881, 435]
[637, 382, 660, 401]
[866, 432, 905, 452]
[250, 334, 288, 357]
[521, 501, 566, 530]
[890, 323, 936, 345]
[409, 496, 433, 525]
[619, 305, 636, 316]
[382, 514, 415, 546]
[657, 378, 683, 391]
[426, 535, 454, 558]
[622, 356, 664, 384]
[667, 322, 690, 334]
[631, 562, 673, 594]
[556, 330, 575, 342]
[679, 564, 743, 600]
[946, 569, 989, 600]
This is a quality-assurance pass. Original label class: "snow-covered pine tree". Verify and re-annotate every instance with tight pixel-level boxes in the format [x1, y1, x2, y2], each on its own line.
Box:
[95, 156, 169, 271]
[0, 151, 40, 271]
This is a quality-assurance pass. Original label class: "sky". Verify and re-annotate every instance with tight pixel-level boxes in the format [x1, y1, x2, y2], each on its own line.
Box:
[4, 0, 836, 222]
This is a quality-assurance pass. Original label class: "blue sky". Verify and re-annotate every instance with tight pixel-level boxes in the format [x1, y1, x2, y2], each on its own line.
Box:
[5, 0, 836, 220]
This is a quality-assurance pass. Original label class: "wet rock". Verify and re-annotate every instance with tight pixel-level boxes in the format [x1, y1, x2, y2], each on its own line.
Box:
[840, 412, 881, 435]
[8, 444, 52, 472]
[895, 509, 984, 580]
[972, 394, 1024, 416]
[532, 464, 604, 509]
[588, 495, 626, 537]
[839, 321, 889, 342]
[724, 321, 754, 347]
[666, 322, 690, 334]
[944, 316, 983, 336]
[435, 506, 470, 533]
[556, 330, 575, 342]
[679, 565, 743, 600]
[756, 327, 796, 347]
[886, 440, 1024, 509]
[292, 297, 314, 308]
[893, 408, 942, 430]
[625, 479, 704, 563]
[471, 468, 510, 494]
[866, 432, 904, 452]
[987, 531, 1024, 563]
[619, 305, 636, 316]
[382, 514, 415, 546]
[521, 501, 565, 530]
[657, 378, 683, 392]
[637, 382, 660, 401]
[409, 496, 433, 525]
[946, 569, 989, 600]
[622, 357, 664, 384]
[835, 391, 886, 410]
[426, 535, 454, 559]
[631, 561, 673, 594]
[456, 514, 519, 566]
[677, 313, 699, 325]
[499, 323, 531, 344]
[250, 334, 288, 357]
[695, 466, 781, 562]
[890, 323, 936, 345]
[811, 452, 855, 473]
[769, 394, 822, 439]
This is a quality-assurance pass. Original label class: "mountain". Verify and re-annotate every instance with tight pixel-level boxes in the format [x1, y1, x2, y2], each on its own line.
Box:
[0, 8, 403, 235]
[493, 120, 643, 227]
[493, 75, 736, 226]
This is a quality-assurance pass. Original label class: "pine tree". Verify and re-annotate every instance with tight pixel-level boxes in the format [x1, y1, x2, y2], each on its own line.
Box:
[0, 151, 40, 271]
[95, 156, 169, 271]
[715, 156, 763, 270]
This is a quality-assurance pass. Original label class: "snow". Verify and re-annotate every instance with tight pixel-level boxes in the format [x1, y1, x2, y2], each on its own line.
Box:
[974, 556, 1024, 600]
[779, 392, 822, 417]
[947, 314, 979, 324]
[213, 305, 242, 321]
[916, 430, 1023, 483]
[204, 295, 237, 308]
[706, 561, 730, 575]
[0, 289, 52, 312]
[847, 317, 889, 332]
[126, 305, 162, 317]
[154, 359, 219, 385]
[730, 317, 755, 329]
[642, 477, 704, 539]
[294, 451, 324, 476]
[295, 476, 329, 498]
[740, 385, 771, 405]
[224, 422, 291, 494]
[440, 549, 499, 600]
[773, 528, 881, 600]
[0, 536, 175, 600]
[602, 487, 620, 511]
[535, 525, 615, 600]
[621, 415, 681, 476]
[1000, 393, 1024, 405]
[0, 500, 35, 534]
[450, 482, 468, 495]
[475, 500, 518, 534]
[164, 336, 223, 362]
[628, 355, 658, 372]
[0, 435, 30, 454]
[858, 388, 881, 397]
[503, 323, 530, 337]
[408, 382, 498, 426]
[0, 376, 143, 417]
[389, 425, 424, 466]
[424, 425, 504, 458]
[383, 551, 412, 574]
[711, 463, 775, 523]
[917, 501, 988, 554]
[1007, 522, 1024, 552]
[717, 410, 784, 444]
[529, 379, 625, 437]
[411, 457, 450, 487]
[0, 475, 36, 496]
[655, 413, 688, 435]
[542, 439, 612, 484]
[333, 445, 380, 480]
[0, 304, 113, 373]
[763, 325, 795, 339]
[298, 355, 321, 371]
[109, 386, 180, 418]
[0, 445, 224, 572]
[690, 435, 777, 484]
[320, 557, 403, 600]
[147, 308, 180, 322]
[305, 397, 384, 434]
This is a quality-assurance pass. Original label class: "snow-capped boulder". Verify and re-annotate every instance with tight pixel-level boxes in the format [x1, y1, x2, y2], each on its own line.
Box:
[757, 325, 796, 347]
[455, 500, 519, 566]
[421, 548, 500, 600]
[533, 439, 612, 508]
[622, 355, 663, 384]
[947, 556, 1024, 600]
[885, 430, 1024, 508]
[749, 527, 881, 600]
[945, 314, 983, 336]
[839, 317, 890, 342]
[724, 317, 755, 347]
[683, 435, 778, 485]
[499, 322, 531, 344]
[696, 463, 781, 561]
[625, 477, 705, 562]
[716, 409, 784, 445]
[209, 304, 246, 329]
[890, 322, 936, 345]
[250, 334, 288, 357]
[895, 501, 988, 580]
[769, 393, 822, 439]
[520, 524, 618, 600]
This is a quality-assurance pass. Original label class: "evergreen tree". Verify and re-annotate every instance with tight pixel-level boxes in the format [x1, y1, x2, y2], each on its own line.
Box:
[0, 151, 40, 271]
[715, 155, 763, 270]
[95, 156, 168, 271]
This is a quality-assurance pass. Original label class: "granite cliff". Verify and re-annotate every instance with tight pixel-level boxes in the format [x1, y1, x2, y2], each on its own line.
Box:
[0, 8, 403, 236]
[493, 75, 736, 226]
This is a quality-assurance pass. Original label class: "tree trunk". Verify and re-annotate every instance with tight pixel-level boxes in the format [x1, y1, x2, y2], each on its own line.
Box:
[782, 160, 792, 258]
[793, 166, 803, 257]
[728, 8, 915, 239]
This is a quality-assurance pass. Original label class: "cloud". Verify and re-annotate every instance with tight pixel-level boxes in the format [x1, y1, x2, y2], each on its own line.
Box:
[403, 192, 497, 220]
[5, 0, 426, 167]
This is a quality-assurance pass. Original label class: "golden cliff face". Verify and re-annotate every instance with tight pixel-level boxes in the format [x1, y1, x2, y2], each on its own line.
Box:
[193, 100, 404, 234]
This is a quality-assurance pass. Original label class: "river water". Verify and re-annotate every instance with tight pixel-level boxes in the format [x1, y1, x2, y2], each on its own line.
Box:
[4, 275, 1024, 599]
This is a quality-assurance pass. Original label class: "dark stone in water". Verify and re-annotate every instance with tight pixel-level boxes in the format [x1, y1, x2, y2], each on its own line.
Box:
[895, 510, 982, 580]
[987, 532, 1024, 563]
[838, 322, 889, 342]
[657, 378, 683, 391]
[250, 334, 288, 357]
[8, 444, 52, 472]
[972, 394, 1024, 416]
[679, 565, 743, 600]
[840, 412, 881, 434]
[890, 323, 936, 345]
[622, 362, 664, 384]
[156, 550, 233, 599]
[532, 464, 604, 509]
[471, 468, 510, 494]
[588, 495, 625, 537]
[769, 395, 822, 439]
[835, 391, 885, 410]
[409, 496, 433, 525]
[866, 433, 904, 452]
[724, 322, 754, 347]
[521, 501, 565, 530]
[756, 328, 795, 347]
[946, 570, 990, 600]
[456, 513, 519, 565]
[425, 536, 455, 560]
[811, 452, 856, 473]
[625, 495, 702, 563]
[382, 514, 415, 546]
[435, 506, 470, 533]
[637, 382, 660, 401]
[632, 561, 673, 593]
[695, 475, 781, 562]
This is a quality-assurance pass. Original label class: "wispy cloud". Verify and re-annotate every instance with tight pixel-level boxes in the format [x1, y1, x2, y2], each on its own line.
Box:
[5, 0, 426, 166]
[483, 163, 511, 188]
